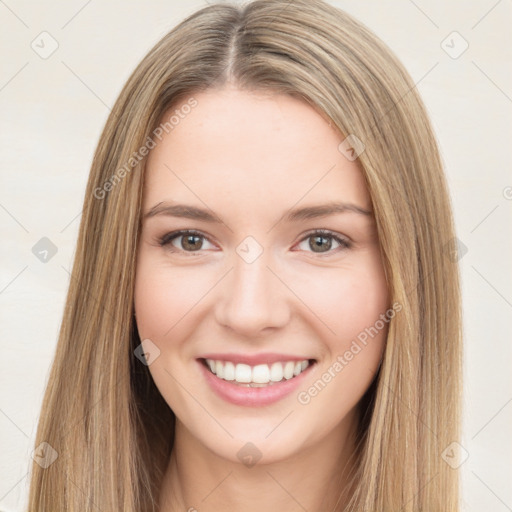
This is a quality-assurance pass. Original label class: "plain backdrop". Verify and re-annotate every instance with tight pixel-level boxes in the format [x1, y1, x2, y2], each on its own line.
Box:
[1, 1, 511, 510]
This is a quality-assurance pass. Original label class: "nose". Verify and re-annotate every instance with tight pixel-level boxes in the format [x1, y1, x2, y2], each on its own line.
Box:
[214, 250, 291, 337]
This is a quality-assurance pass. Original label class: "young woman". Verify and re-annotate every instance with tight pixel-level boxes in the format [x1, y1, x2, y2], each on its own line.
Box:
[27, 0, 462, 510]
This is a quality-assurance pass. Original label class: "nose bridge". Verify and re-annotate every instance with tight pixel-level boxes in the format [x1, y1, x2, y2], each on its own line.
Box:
[215, 245, 289, 335]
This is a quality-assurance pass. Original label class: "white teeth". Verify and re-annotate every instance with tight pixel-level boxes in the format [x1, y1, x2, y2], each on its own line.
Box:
[204, 358, 312, 385]
[252, 364, 270, 383]
[215, 360, 224, 379]
[235, 364, 252, 383]
[270, 362, 283, 382]
[223, 361, 235, 381]
[283, 361, 295, 380]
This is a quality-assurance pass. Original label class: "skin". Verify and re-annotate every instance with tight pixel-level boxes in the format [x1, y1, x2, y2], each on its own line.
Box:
[134, 85, 390, 512]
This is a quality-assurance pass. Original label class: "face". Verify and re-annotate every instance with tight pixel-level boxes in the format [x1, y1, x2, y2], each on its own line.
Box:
[134, 86, 389, 465]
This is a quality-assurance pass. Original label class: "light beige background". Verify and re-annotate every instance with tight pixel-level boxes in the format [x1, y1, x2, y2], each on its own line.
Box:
[1, 1, 511, 510]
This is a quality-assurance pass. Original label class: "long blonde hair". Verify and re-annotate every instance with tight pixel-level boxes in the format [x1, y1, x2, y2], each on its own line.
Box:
[27, 1, 462, 510]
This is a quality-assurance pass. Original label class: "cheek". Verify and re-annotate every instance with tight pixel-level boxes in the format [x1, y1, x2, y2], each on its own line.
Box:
[292, 252, 389, 401]
[292, 253, 389, 349]
[133, 254, 208, 412]
[133, 253, 212, 341]
[293, 261, 389, 421]
[134, 265, 171, 340]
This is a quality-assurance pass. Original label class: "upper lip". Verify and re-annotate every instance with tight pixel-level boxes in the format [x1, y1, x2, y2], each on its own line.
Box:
[198, 353, 315, 366]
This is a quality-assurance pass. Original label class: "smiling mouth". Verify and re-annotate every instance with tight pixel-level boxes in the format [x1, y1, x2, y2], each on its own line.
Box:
[200, 358, 316, 387]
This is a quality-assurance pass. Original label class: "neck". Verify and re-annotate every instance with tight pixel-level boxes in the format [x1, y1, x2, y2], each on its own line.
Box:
[158, 408, 360, 512]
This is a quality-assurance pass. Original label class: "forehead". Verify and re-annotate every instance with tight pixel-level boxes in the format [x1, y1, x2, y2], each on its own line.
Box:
[143, 87, 371, 218]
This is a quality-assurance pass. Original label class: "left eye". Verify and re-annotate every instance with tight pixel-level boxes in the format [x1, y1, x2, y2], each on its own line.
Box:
[295, 230, 350, 254]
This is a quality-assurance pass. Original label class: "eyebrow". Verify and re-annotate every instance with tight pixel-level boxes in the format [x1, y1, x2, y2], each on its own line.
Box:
[143, 201, 373, 223]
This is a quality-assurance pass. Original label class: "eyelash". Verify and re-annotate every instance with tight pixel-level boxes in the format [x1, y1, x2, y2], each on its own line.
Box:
[157, 229, 351, 256]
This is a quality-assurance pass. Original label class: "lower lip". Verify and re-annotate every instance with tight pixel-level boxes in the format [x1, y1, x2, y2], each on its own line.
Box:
[198, 359, 315, 407]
